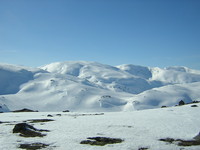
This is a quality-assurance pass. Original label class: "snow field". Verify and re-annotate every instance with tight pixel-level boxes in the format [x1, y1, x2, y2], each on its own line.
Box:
[0, 103, 200, 150]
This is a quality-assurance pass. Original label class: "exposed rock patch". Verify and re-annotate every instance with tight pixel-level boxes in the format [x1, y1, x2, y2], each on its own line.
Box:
[13, 123, 49, 137]
[26, 119, 54, 123]
[18, 142, 49, 149]
[138, 147, 149, 150]
[47, 114, 53, 117]
[13, 108, 38, 112]
[80, 137, 123, 146]
[179, 100, 185, 106]
[63, 110, 70, 112]
[159, 133, 200, 147]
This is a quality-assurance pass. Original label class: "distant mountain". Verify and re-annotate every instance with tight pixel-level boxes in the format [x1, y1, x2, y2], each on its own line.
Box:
[0, 61, 200, 112]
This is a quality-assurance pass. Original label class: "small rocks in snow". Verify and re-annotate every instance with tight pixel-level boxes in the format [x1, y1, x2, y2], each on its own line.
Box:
[192, 101, 200, 103]
[80, 137, 123, 146]
[101, 95, 111, 98]
[26, 119, 54, 123]
[47, 114, 53, 117]
[161, 106, 167, 108]
[18, 143, 50, 149]
[159, 138, 175, 143]
[138, 147, 149, 150]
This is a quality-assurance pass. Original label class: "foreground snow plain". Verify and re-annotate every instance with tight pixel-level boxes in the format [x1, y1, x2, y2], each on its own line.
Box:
[1, 103, 200, 150]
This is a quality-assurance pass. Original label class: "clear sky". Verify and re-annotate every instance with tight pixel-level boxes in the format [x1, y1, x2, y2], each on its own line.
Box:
[0, 0, 200, 69]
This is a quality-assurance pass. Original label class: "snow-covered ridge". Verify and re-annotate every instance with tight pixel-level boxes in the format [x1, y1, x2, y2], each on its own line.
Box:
[0, 61, 200, 112]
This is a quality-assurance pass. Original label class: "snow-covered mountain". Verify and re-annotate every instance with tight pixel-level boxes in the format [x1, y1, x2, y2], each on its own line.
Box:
[0, 61, 200, 112]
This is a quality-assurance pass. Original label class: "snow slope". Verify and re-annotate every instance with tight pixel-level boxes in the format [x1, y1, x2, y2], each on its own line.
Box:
[0, 99, 10, 112]
[0, 64, 45, 95]
[132, 82, 200, 110]
[1, 61, 200, 112]
[3, 71, 133, 112]
[0, 103, 200, 150]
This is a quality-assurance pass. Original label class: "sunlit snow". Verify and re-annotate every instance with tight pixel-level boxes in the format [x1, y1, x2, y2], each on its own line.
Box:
[1, 61, 200, 112]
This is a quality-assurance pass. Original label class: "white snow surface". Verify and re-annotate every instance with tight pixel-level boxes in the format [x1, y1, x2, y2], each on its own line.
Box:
[0, 104, 200, 150]
[0, 61, 200, 112]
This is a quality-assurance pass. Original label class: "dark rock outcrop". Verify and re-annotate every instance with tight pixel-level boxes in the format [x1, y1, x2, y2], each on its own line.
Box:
[179, 100, 185, 106]
[19, 143, 49, 149]
[80, 137, 123, 146]
[13, 108, 38, 112]
[13, 123, 47, 137]
[63, 110, 70, 112]
[26, 119, 54, 123]
[160, 132, 200, 147]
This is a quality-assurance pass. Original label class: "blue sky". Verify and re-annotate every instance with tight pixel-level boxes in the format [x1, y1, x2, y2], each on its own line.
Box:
[0, 0, 200, 69]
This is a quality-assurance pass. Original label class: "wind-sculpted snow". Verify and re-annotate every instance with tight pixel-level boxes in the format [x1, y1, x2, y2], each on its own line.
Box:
[0, 61, 200, 112]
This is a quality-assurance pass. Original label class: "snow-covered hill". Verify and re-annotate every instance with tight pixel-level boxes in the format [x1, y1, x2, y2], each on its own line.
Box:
[0, 61, 200, 112]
